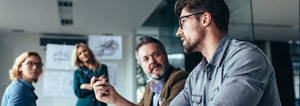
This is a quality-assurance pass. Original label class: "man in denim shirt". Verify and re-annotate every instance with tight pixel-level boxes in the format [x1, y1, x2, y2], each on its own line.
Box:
[170, 0, 281, 105]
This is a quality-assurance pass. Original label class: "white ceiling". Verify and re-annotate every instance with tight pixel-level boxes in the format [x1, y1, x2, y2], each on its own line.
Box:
[0, 0, 298, 42]
[0, 0, 162, 36]
[252, 0, 299, 42]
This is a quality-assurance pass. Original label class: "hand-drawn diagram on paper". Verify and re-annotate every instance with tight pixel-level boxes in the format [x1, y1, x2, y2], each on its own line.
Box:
[88, 35, 122, 60]
[102, 62, 118, 87]
[42, 70, 75, 97]
[46, 44, 75, 70]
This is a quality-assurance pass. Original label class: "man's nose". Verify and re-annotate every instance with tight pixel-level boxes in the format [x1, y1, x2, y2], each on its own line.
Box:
[149, 56, 157, 64]
[176, 27, 183, 37]
[32, 64, 38, 69]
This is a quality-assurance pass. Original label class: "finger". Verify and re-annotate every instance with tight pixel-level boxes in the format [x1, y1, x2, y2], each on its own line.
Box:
[94, 83, 110, 91]
[99, 75, 107, 79]
[90, 76, 96, 86]
[94, 83, 107, 90]
[96, 88, 105, 98]
[97, 87, 109, 98]
[93, 81, 106, 90]
[98, 75, 108, 82]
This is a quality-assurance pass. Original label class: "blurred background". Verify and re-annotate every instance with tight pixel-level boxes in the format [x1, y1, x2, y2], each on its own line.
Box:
[0, 0, 298, 106]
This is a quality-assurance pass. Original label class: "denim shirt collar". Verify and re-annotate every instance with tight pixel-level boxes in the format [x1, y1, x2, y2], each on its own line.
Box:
[19, 78, 35, 91]
[20, 78, 38, 100]
[209, 34, 231, 67]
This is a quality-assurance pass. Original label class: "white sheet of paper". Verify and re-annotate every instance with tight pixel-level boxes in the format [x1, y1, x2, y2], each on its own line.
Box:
[42, 70, 74, 97]
[88, 35, 122, 60]
[102, 62, 118, 87]
[45, 44, 75, 70]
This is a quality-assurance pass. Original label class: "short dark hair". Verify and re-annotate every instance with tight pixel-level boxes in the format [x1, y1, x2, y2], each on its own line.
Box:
[175, 0, 230, 33]
[135, 36, 167, 61]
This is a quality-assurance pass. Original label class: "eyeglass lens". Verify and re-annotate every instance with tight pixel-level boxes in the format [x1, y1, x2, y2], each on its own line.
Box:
[24, 61, 43, 68]
[178, 12, 205, 29]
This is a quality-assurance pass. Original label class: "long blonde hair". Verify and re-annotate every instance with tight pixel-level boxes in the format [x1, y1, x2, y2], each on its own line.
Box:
[71, 43, 102, 70]
[9, 51, 43, 82]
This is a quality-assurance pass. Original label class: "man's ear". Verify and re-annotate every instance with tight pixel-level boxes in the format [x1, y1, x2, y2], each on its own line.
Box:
[201, 12, 212, 27]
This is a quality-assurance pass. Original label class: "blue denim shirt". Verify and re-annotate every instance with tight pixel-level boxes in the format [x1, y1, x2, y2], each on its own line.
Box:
[170, 35, 281, 106]
[2, 78, 37, 106]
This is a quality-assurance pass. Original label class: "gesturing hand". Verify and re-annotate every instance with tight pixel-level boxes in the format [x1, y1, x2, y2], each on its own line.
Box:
[91, 76, 118, 104]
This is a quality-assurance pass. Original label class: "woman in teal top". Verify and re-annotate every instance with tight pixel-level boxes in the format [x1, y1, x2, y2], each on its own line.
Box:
[72, 43, 108, 106]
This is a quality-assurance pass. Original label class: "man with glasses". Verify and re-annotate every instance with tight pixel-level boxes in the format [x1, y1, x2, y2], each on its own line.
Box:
[2, 51, 43, 106]
[92, 36, 189, 106]
[170, 0, 281, 105]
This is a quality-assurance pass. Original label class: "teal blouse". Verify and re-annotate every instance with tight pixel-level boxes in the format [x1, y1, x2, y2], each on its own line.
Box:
[73, 64, 108, 106]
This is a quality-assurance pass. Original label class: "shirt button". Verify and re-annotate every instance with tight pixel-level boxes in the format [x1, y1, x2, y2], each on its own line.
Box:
[207, 72, 212, 80]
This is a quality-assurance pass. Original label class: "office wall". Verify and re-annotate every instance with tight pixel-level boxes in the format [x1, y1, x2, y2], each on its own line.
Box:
[0, 34, 136, 105]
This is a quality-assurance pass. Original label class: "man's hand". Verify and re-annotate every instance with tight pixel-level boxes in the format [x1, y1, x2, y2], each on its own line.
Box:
[91, 76, 118, 104]
[98, 75, 108, 82]
[90, 76, 137, 106]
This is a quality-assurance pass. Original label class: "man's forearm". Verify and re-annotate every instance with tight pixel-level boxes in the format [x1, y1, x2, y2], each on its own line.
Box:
[113, 93, 137, 106]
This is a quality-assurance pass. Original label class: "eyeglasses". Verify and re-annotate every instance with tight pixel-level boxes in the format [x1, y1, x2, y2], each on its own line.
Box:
[178, 12, 205, 29]
[22, 61, 43, 69]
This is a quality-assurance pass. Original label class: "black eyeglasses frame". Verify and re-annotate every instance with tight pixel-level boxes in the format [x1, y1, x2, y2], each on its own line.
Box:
[178, 12, 205, 29]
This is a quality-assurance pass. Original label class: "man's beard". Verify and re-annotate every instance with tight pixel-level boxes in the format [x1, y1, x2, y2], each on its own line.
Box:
[150, 67, 166, 80]
[184, 40, 198, 54]
[146, 63, 167, 80]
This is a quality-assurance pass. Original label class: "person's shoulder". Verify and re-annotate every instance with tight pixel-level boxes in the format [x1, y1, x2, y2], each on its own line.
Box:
[6, 80, 27, 95]
[224, 39, 269, 67]
[12, 80, 24, 88]
[3, 82, 14, 95]
[73, 68, 82, 75]
[100, 64, 109, 73]
[168, 68, 189, 81]
[227, 39, 265, 58]
[101, 64, 108, 69]
[74, 68, 81, 72]
[144, 81, 152, 90]
[172, 68, 189, 76]
[229, 39, 258, 50]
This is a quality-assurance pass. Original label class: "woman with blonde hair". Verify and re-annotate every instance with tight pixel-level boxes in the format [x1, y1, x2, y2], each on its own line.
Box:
[72, 43, 108, 106]
[2, 51, 43, 106]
